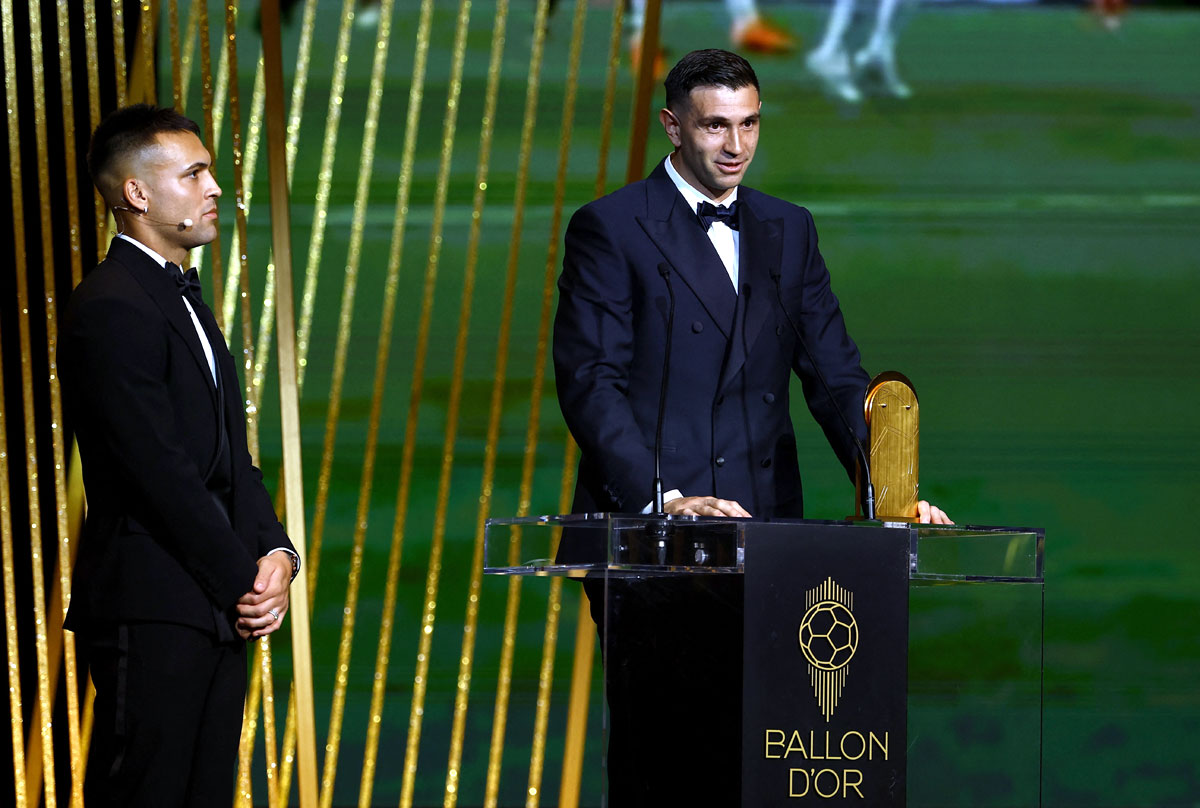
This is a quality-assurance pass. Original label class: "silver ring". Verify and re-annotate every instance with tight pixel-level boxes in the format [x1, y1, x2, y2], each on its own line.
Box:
[268, 608, 280, 622]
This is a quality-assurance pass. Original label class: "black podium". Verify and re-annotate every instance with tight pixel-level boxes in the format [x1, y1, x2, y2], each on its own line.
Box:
[484, 515, 1044, 807]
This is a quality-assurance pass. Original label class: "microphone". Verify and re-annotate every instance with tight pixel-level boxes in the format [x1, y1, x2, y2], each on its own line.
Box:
[769, 268, 876, 521]
[652, 262, 676, 516]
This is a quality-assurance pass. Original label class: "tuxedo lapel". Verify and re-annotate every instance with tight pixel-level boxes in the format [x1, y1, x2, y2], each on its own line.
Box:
[717, 195, 783, 394]
[109, 240, 220, 410]
[636, 165, 737, 339]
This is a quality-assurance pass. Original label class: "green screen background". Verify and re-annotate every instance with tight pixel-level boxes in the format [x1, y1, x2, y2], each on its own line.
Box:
[211, 2, 1199, 804]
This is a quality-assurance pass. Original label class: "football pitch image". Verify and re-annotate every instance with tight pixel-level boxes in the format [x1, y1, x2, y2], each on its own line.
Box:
[197, 1, 1198, 804]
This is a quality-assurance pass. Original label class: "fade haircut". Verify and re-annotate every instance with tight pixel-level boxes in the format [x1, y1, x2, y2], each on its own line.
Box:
[87, 104, 202, 196]
[664, 49, 760, 112]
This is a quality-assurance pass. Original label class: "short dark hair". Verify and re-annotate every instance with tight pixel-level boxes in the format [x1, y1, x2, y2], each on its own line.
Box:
[87, 104, 202, 191]
[664, 49, 760, 111]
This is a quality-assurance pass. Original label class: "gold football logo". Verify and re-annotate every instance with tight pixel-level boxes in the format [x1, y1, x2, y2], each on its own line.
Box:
[798, 577, 857, 721]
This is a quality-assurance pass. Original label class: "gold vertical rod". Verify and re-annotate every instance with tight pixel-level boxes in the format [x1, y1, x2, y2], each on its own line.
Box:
[138, 0, 155, 104]
[111, 0, 127, 107]
[291, 0, 357, 597]
[222, 0, 258, 461]
[260, 0, 318, 803]
[312, 1, 409, 805]
[626, 0, 661, 184]
[168, 0, 181, 107]
[521, 1, 590, 802]
[235, 643, 264, 807]
[82, 0, 107, 261]
[526, 576, 564, 808]
[220, 56, 262, 332]
[292, 0, 351, 394]
[195, 0, 225, 327]
[343, 2, 441, 804]
[259, 639, 280, 808]
[179, 0, 198, 109]
[396, 3, 474, 804]
[557, 542, 595, 808]
[47, 1, 88, 793]
[266, 2, 323, 799]
[478, 1, 552, 804]
[53, 0, 83, 289]
[558, 2, 623, 799]
[13, 1, 57, 804]
[436, 2, 509, 806]
[0, 331, 28, 808]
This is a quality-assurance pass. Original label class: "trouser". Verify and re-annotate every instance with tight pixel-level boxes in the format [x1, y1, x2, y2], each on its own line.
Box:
[83, 621, 247, 808]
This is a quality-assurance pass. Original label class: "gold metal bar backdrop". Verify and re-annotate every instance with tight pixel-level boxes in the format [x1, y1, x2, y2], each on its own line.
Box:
[0, 2, 670, 807]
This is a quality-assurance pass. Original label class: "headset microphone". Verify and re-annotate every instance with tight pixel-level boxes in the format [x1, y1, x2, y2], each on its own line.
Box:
[115, 204, 196, 230]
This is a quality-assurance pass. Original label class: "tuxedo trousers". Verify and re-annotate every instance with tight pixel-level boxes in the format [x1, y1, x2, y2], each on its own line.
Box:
[83, 621, 247, 808]
[584, 576, 743, 807]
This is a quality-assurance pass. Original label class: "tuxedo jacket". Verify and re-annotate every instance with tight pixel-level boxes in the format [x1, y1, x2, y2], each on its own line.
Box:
[60, 238, 294, 637]
[553, 162, 870, 538]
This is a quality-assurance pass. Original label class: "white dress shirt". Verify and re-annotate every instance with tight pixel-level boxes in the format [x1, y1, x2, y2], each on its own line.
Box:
[117, 234, 217, 385]
[663, 154, 741, 291]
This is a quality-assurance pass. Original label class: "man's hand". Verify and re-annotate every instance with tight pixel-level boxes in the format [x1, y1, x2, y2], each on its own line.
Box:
[917, 500, 954, 525]
[236, 552, 292, 639]
[664, 495, 752, 518]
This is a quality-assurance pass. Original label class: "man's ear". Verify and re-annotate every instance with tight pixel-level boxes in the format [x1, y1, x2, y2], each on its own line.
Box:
[659, 107, 682, 148]
[122, 178, 149, 213]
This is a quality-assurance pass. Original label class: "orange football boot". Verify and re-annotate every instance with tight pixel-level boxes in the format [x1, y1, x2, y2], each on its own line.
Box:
[732, 17, 796, 54]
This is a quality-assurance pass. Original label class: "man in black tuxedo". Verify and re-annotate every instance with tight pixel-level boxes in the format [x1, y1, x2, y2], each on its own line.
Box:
[553, 50, 949, 803]
[60, 105, 299, 807]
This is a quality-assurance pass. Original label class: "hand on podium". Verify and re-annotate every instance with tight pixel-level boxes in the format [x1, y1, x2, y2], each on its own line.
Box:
[664, 495, 752, 518]
[917, 500, 953, 525]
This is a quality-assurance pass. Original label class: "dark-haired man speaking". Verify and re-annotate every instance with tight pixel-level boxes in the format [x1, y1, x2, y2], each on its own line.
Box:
[60, 105, 298, 807]
[553, 49, 949, 802]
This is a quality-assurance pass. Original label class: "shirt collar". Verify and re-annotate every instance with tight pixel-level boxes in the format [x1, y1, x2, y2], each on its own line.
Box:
[663, 154, 739, 212]
[116, 233, 177, 271]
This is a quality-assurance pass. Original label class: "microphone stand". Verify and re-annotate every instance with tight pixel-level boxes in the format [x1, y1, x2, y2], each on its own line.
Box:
[648, 263, 677, 561]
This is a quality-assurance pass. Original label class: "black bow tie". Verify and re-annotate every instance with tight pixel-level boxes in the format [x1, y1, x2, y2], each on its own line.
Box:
[696, 199, 741, 231]
[168, 263, 206, 309]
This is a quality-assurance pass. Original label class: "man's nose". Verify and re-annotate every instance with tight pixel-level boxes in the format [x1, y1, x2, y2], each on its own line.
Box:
[209, 179, 223, 198]
[724, 128, 742, 155]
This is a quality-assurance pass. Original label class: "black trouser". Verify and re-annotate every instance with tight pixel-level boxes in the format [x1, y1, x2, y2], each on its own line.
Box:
[83, 621, 247, 808]
[585, 575, 744, 807]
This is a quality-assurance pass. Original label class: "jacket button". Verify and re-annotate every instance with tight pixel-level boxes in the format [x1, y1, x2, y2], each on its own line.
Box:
[761, 458, 772, 468]
[763, 392, 775, 404]
[692, 321, 704, 333]
[715, 456, 726, 467]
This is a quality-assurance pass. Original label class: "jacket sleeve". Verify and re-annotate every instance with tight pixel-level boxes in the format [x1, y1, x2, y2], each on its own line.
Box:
[553, 204, 658, 511]
[63, 293, 260, 609]
[784, 208, 871, 483]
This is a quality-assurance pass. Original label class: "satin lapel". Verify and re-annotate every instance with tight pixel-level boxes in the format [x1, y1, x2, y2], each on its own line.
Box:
[717, 197, 783, 394]
[110, 240, 220, 409]
[635, 168, 737, 339]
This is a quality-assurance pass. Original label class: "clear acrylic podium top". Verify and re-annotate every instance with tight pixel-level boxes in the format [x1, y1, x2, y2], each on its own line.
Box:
[483, 513, 1044, 583]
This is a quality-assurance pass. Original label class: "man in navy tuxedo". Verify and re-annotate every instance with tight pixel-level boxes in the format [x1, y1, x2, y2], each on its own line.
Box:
[61, 105, 299, 807]
[553, 49, 949, 803]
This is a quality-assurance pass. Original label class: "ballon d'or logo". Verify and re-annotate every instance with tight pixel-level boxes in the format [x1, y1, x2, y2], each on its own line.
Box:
[798, 577, 857, 721]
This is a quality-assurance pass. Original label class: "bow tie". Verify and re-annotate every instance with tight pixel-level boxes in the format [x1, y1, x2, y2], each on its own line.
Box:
[169, 263, 206, 309]
[696, 199, 741, 231]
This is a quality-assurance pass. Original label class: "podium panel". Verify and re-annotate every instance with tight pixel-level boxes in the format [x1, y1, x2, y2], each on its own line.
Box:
[484, 515, 1044, 807]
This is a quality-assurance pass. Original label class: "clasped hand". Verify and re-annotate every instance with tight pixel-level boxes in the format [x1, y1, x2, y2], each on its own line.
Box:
[235, 553, 292, 639]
